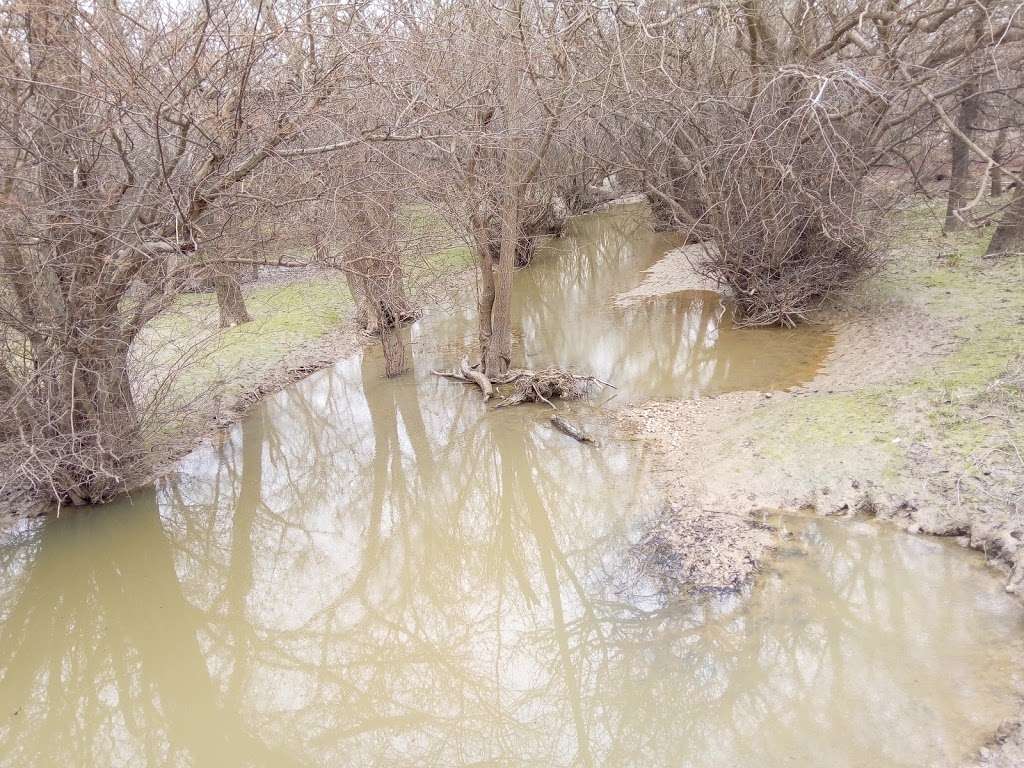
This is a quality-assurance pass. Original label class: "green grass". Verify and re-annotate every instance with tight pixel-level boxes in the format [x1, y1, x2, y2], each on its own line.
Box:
[721, 198, 1023, 488]
[139, 277, 355, 438]
[887, 202, 1024, 457]
[138, 205, 476, 446]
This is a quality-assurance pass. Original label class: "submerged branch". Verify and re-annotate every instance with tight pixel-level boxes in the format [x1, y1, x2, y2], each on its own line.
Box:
[550, 415, 597, 445]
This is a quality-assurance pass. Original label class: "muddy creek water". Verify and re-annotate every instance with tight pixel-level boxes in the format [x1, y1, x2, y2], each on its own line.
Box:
[1, 206, 1022, 767]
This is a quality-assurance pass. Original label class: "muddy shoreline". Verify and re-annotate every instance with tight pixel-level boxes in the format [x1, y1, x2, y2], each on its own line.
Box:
[1, 200, 1020, 765]
[613, 268, 1022, 597]
[608, 216, 1024, 766]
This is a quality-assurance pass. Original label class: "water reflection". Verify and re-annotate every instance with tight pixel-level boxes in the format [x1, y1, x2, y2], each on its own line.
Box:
[0, 206, 1020, 767]
[2, 443, 1022, 768]
[508, 206, 833, 400]
[403, 203, 831, 402]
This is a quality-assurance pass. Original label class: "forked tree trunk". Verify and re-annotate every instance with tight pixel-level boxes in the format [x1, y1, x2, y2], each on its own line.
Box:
[986, 190, 1024, 256]
[213, 265, 251, 328]
[365, 272, 408, 377]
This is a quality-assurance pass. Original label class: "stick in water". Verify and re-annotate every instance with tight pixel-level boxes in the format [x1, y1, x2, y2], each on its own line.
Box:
[550, 415, 597, 445]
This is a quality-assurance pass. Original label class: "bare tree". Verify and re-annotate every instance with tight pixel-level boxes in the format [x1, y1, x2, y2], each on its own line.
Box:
[0, 0, 436, 503]
[402, 1, 587, 375]
[586, 0, 1024, 319]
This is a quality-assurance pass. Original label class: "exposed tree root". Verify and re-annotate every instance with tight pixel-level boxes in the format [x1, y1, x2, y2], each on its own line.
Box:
[460, 356, 493, 401]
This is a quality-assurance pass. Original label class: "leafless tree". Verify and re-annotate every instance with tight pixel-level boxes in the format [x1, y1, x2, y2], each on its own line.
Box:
[0, 0, 438, 503]
[398, 0, 591, 376]
[3, 0, 1023, 507]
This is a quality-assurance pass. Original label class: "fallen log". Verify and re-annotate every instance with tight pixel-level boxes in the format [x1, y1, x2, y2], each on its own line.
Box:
[550, 416, 597, 444]
[460, 356, 493, 401]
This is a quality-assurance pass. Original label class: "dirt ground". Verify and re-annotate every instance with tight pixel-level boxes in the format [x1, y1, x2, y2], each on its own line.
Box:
[610, 200, 1024, 766]
[616, 204, 1022, 588]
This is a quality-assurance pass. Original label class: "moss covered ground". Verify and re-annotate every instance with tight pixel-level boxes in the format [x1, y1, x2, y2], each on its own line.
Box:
[744, 199, 1022, 484]
[137, 207, 474, 451]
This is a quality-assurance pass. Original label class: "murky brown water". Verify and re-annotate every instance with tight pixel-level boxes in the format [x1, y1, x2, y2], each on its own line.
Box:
[1, 205, 1022, 767]
[418, 204, 832, 402]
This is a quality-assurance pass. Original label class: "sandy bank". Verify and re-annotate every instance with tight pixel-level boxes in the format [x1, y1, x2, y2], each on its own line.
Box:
[610, 202, 1024, 766]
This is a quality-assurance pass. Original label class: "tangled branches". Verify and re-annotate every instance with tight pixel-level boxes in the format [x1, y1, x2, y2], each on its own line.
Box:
[695, 69, 887, 326]
[432, 357, 607, 407]
[492, 367, 603, 408]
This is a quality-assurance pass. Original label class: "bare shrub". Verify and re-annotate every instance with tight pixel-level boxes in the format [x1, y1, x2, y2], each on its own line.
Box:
[696, 69, 887, 326]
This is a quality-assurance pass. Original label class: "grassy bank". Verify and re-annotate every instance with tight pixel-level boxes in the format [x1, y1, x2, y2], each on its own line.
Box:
[136, 273, 361, 457]
[624, 198, 1024, 591]
[135, 204, 476, 450]
[741, 200, 1022, 495]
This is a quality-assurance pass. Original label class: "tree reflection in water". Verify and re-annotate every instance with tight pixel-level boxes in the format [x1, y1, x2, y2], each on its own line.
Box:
[0, 206, 1021, 768]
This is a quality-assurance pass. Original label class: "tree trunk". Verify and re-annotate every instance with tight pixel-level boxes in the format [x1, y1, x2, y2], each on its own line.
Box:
[484, 194, 520, 376]
[47, 340, 142, 505]
[944, 75, 981, 232]
[991, 127, 1007, 198]
[364, 271, 407, 377]
[986, 190, 1024, 256]
[213, 265, 252, 328]
[355, 245, 412, 377]
[474, 214, 497, 365]
[378, 323, 407, 378]
[344, 267, 373, 331]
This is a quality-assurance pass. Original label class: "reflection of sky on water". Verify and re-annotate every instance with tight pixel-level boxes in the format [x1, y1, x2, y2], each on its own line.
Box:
[413, 204, 833, 403]
[0, 206, 1020, 768]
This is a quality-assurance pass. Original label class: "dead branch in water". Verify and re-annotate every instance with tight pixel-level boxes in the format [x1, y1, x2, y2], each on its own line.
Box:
[494, 367, 603, 408]
[432, 359, 608, 408]
[460, 356, 494, 401]
[550, 416, 597, 445]
[431, 368, 470, 382]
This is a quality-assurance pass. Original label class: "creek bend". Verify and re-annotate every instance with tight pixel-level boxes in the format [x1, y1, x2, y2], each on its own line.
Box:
[0, 205, 1021, 767]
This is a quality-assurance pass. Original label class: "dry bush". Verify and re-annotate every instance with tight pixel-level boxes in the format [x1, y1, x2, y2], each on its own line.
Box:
[696, 69, 888, 327]
[494, 367, 600, 407]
